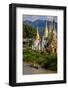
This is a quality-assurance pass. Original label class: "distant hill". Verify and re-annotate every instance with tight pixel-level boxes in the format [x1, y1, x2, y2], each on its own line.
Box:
[23, 20, 57, 36]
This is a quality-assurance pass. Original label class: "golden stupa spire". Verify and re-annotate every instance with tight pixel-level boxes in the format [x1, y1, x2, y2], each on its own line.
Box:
[44, 21, 49, 38]
[36, 27, 40, 40]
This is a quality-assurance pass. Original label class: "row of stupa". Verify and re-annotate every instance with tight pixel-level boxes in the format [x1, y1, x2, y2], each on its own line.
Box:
[32, 21, 57, 53]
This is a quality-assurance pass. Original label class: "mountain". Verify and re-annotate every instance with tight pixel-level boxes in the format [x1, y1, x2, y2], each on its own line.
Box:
[23, 20, 57, 36]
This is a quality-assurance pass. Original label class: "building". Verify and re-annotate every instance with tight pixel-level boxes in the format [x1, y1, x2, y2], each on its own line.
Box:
[32, 21, 57, 53]
[32, 27, 41, 50]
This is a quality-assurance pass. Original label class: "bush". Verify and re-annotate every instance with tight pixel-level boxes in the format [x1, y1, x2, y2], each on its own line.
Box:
[23, 49, 57, 71]
[41, 54, 57, 71]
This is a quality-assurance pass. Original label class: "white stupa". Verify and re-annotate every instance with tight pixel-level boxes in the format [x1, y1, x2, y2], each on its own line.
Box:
[53, 24, 57, 40]
[42, 21, 49, 50]
[32, 19, 57, 52]
[32, 27, 41, 50]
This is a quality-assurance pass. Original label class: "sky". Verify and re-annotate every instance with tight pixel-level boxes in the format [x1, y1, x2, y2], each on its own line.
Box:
[23, 15, 57, 22]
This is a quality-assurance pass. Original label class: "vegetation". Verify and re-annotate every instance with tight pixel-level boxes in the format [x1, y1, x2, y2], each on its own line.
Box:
[23, 24, 36, 38]
[23, 23, 57, 72]
[23, 48, 57, 71]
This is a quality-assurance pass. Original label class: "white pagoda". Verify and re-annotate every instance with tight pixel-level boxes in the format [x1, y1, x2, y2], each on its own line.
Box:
[32, 27, 41, 50]
[32, 19, 57, 53]
[42, 21, 49, 50]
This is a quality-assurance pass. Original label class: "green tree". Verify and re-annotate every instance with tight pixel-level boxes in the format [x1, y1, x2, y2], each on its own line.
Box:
[23, 24, 36, 39]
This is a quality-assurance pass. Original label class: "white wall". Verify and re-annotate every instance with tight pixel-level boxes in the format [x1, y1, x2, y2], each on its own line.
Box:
[0, 0, 68, 90]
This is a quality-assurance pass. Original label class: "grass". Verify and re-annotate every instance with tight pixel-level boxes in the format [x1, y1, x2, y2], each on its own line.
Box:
[23, 48, 57, 72]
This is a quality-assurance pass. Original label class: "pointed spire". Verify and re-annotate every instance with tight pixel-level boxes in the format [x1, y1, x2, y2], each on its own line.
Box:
[44, 21, 48, 38]
[53, 22, 57, 38]
[36, 27, 40, 40]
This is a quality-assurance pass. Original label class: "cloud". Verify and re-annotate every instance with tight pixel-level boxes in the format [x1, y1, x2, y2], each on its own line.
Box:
[23, 15, 57, 22]
[31, 16, 38, 20]
[45, 16, 57, 22]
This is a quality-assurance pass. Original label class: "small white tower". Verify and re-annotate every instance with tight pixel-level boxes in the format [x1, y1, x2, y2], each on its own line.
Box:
[42, 21, 49, 50]
[32, 27, 41, 50]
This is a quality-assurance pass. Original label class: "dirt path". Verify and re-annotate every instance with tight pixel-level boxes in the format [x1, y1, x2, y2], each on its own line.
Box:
[23, 62, 56, 75]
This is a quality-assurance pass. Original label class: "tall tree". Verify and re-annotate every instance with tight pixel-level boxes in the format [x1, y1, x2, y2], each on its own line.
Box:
[23, 24, 36, 38]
